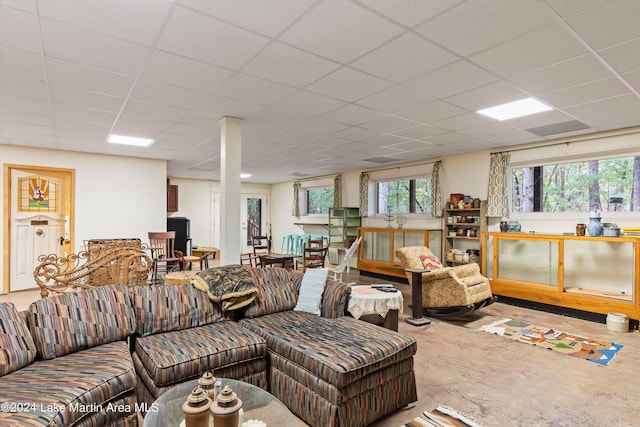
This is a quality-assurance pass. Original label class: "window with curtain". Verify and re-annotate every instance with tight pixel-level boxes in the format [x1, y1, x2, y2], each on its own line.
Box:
[306, 186, 334, 214]
[376, 177, 432, 214]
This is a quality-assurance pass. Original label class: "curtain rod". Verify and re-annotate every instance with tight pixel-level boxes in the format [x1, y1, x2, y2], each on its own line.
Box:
[491, 127, 640, 155]
[295, 172, 340, 183]
[363, 159, 441, 174]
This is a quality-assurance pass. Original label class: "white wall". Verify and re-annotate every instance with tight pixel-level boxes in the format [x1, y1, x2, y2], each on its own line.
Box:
[1, 145, 167, 290]
[168, 177, 270, 250]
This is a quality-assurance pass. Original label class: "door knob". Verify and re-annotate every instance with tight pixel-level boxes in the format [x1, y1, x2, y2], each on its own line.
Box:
[35, 229, 43, 236]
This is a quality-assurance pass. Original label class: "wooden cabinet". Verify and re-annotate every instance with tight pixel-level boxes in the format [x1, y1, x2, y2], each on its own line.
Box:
[167, 179, 178, 212]
[444, 200, 486, 266]
[483, 232, 640, 321]
[328, 207, 361, 247]
[357, 227, 442, 279]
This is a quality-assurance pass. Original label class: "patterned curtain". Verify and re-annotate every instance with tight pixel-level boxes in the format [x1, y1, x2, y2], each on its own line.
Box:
[333, 174, 343, 208]
[486, 153, 511, 217]
[430, 161, 443, 217]
[292, 181, 301, 219]
[359, 172, 369, 217]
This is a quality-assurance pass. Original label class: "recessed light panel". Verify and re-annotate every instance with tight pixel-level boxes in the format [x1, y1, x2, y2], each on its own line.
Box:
[477, 98, 552, 121]
[108, 134, 154, 147]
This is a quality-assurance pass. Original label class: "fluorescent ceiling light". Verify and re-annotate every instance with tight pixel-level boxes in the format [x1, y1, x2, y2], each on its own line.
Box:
[240, 173, 252, 178]
[108, 134, 154, 147]
[477, 98, 552, 121]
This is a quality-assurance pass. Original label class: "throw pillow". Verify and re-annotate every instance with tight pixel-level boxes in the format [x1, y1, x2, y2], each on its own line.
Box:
[420, 254, 443, 270]
[0, 302, 37, 376]
[294, 268, 329, 315]
[193, 265, 258, 311]
[244, 267, 298, 318]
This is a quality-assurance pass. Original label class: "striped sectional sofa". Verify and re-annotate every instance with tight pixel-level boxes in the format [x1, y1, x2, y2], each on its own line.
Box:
[0, 266, 417, 427]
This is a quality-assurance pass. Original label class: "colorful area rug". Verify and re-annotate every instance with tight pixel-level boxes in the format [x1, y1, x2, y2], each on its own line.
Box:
[480, 318, 623, 366]
[403, 405, 483, 426]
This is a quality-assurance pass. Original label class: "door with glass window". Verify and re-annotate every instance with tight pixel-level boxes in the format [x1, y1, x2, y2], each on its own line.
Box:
[241, 195, 269, 254]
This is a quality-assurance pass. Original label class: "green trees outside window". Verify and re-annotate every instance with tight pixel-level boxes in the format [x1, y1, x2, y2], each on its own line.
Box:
[377, 178, 431, 214]
[307, 186, 334, 214]
[512, 155, 640, 212]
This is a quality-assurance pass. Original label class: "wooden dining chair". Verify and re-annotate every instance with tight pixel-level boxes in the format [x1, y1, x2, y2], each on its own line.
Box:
[300, 242, 329, 272]
[148, 231, 181, 284]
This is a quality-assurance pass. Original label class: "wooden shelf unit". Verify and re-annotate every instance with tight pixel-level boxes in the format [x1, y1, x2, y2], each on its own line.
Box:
[482, 232, 640, 320]
[356, 227, 442, 279]
[444, 201, 486, 266]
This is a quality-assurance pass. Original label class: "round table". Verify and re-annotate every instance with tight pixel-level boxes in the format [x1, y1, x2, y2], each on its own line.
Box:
[347, 285, 404, 331]
[142, 378, 299, 427]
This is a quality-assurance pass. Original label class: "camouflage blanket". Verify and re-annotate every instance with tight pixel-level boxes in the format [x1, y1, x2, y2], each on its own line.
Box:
[192, 265, 258, 311]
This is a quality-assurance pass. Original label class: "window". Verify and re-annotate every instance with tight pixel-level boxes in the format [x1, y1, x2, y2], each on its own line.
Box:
[306, 186, 334, 214]
[511, 155, 640, 213]
[377, 177, 431, 214]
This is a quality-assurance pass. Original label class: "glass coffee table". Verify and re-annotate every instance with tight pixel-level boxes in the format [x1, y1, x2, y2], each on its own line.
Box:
[143, 378, 299, 427]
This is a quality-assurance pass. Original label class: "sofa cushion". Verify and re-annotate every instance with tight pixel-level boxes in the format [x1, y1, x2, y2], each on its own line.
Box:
[0, 302, 37, 376]
[128, 283, 222, 337]
[294, 268, 328, 315]
[243, 267, 298, 318]
[193, 264, 258, 311]
[240, 311, 417, 388]
[134, 320, 267, 388]
[27, 285, 135, 360]
[0, 340, 136, 426]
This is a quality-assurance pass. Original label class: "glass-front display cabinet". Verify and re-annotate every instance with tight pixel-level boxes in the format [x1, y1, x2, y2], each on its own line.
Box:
[357, 228, 442, 279]
[483, 232, 640, 320]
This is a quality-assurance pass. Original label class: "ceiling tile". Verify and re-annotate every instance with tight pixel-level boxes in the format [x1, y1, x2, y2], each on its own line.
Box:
[322, 104, 387, 126]
[356, 85, 433, 114]
[142, 50, 232, 92]
[624, 69, 640, 92]
[564, 94, 640, 122]
[538, 77, 632, 108]
[566, 1, 640, 50]
[351, 32, 457, 82]
[116, 115, 174, 135]
[306, 67, 393, 102]
[332, 126, 378, 141]
[130, 79, 208, 110]
[430, 112, 495, 132]
[544, 0, 613, 18]
[469, 22, 588, 78]
[215, 73, 296, 105]
[0, 94, 51, 115]
[0, 75, 48, 100]
[0, 47, 44, 80]
[52, 103, 116, 124]
[48, 84, 125, 112]
[158, 6, 269, 70]
[196, 93, 263, 118]
[37, 0, 171, 46]
[396, 100, 467, 124]
[0, 110, 51, 127]
[360, 115, 418, 133]
[40, 18, 149, 76]
[46, 57, 134, 97]
[503, 109, 578, 130]
[415, 0, 557, 56]
[598, 38, 640, 75]
[510, 54, 614, 94]
[242, 42, 340, 88]
[404, 60, 498, 99]
[391, 125, 446, 140]
[121, 99, 187, 122]
[384, 139, 433, 152]
[180, 0, 315, 37]
[0, 6, 41, 53]
[280, 0, 404, 63]
[355, 0, 463, 28]
[273, 91, 346, 116]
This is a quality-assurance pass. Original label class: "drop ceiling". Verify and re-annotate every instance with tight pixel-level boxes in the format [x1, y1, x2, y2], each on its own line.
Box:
[1, 0, 639, 184]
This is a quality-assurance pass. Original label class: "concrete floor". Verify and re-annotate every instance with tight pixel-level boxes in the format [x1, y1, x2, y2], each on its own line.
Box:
[3, 268, 639, 427]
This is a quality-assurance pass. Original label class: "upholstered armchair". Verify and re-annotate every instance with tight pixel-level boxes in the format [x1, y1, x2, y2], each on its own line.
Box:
[395, 246, 496, 318]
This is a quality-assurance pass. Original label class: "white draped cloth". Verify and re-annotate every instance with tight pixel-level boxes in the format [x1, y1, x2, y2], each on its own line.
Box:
[347, 285, 404, 320]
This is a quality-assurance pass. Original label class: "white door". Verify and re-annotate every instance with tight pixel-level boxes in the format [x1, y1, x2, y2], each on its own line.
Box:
[241, 194, 269, 254]
[10, 170, 67, 291]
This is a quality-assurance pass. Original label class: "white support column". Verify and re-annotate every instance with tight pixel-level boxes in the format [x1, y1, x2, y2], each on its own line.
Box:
[219, 116, 243, 266]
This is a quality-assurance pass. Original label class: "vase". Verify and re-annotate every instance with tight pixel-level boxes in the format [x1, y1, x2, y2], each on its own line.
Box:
[500, 221, 509, 232]
[586, 216, 603, 236]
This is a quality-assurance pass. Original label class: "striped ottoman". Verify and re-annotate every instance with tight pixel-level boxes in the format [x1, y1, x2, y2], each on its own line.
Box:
[240, 311, 417, 427]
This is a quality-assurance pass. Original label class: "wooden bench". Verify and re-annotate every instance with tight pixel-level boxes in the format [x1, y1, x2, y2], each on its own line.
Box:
[34, 239, 152, 297]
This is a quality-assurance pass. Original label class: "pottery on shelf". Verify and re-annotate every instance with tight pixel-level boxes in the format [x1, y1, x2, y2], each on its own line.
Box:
[586, 211, 603, 236]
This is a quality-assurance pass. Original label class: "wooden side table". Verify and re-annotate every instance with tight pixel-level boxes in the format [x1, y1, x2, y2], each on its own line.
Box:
[347, 285, 403, 331]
